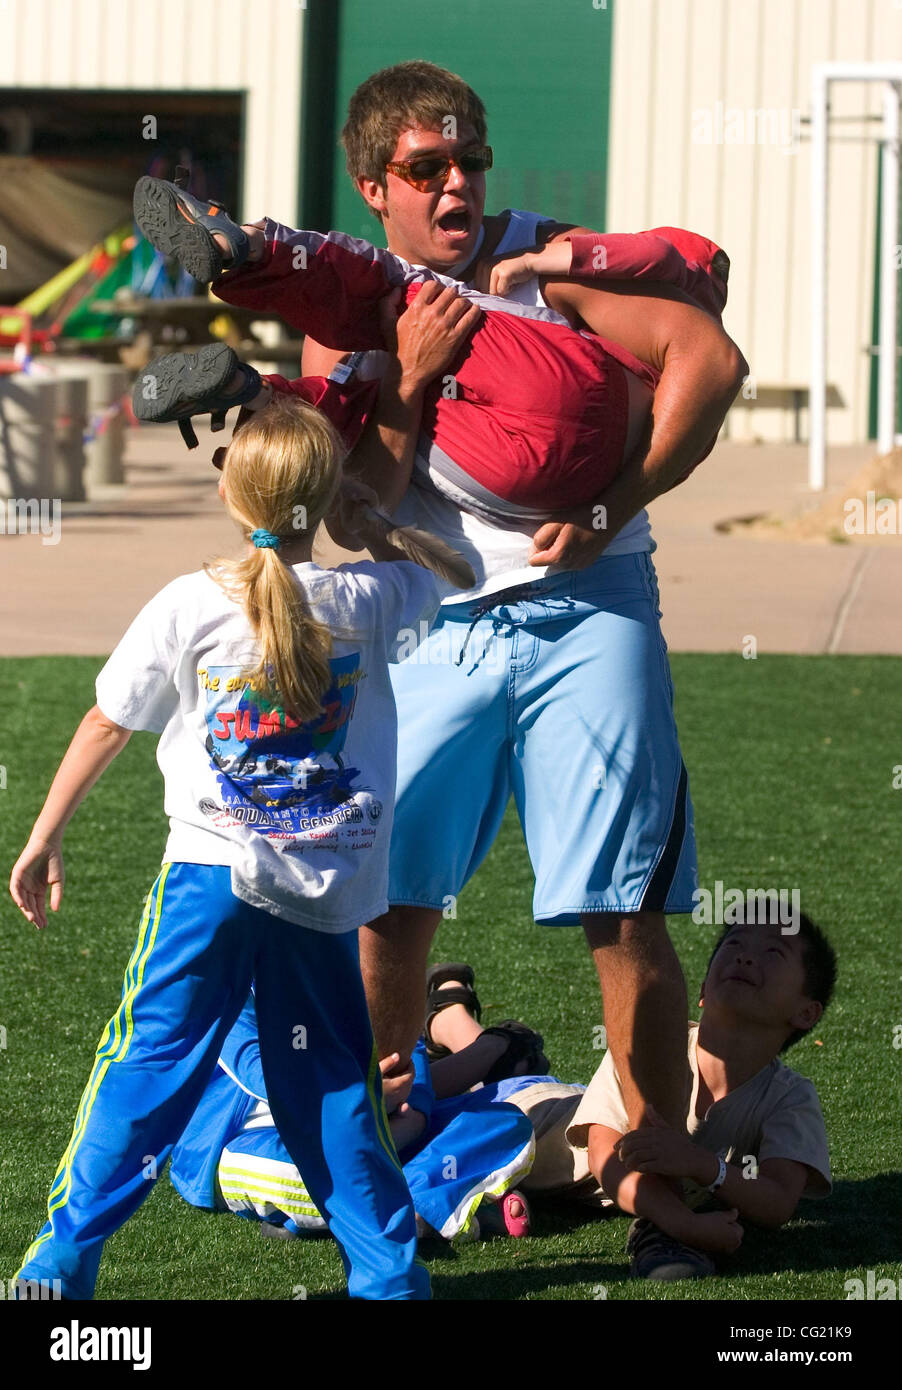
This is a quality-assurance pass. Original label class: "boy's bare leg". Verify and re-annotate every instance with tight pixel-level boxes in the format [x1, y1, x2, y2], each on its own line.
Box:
[204, 217, 270, 412]
[427, 982, 483, 1051]
[359, 904, 441, 1106]
[583, 911, 690, 1131]
[428, 980, 529, 1096]
[425, 977, 528, 1223]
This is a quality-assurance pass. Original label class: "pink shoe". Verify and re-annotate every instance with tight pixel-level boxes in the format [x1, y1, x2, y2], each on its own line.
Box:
[482, 1189, 531, 1238]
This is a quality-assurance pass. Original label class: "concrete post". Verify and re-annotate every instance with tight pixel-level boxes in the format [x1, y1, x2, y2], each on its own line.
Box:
[0, 373, 56, 500]
[84, 364, 128, 488]
[46, 365, 89, 502]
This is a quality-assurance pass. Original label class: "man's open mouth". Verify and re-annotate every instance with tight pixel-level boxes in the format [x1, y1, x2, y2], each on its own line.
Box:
[436, 209, 471, 237]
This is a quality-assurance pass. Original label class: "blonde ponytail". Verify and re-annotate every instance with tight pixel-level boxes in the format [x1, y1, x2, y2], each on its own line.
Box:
[206, 396, 344, 724]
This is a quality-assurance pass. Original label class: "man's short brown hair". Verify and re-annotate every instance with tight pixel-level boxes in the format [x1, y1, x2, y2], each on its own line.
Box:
[340, 59, 488, 192]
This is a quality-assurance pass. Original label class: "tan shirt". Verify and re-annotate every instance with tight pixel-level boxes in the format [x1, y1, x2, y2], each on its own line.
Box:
[503, 1080, 606, 1203]
[566, 1022, 832, 1208]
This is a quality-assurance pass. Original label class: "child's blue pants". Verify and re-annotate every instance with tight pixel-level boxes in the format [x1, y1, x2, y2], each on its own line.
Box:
[16, 863, 429, 1300]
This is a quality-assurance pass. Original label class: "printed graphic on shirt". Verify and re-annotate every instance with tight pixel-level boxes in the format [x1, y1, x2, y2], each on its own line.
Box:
[197, 654, 383, 850]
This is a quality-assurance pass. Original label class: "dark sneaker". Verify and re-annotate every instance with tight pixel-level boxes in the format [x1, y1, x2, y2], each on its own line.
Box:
[133, 169, 250, 283]
[133, 342, 262, 449]
[260, 1220, 300, 1240]
[626, 1218, 715, 1281]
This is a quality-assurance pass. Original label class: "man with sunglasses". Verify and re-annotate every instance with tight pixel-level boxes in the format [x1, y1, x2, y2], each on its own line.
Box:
[137, 63, 746, 1226]
[294, 61, 745, 1161]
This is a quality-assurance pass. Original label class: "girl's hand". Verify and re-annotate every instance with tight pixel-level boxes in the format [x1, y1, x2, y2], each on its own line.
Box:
[10, 837, 65, 930]
[474, 240, 573, 297]
[378, 1051, 415, 1114]
[473, 251, 535, 297]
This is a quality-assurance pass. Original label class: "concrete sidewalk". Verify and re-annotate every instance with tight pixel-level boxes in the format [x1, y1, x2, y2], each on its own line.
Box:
[1, 424, 899, 656]
[648, 440, 900, 654]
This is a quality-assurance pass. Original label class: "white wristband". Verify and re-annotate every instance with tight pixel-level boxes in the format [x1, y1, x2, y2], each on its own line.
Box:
[708, 1154, 727, 1193]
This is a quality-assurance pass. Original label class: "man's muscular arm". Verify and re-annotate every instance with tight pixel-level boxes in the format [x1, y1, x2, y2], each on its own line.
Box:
[529, 278, 747, 568]
[302, 283, 480, 519]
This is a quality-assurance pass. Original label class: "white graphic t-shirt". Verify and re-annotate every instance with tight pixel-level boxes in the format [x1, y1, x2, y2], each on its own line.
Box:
[95, 560, 440, 932]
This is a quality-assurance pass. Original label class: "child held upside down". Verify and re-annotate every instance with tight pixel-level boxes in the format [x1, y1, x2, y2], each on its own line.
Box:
[131, 175, 735, 529]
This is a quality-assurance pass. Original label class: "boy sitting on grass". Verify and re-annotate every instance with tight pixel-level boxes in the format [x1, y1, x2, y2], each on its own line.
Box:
[497, 910, 836, 1279]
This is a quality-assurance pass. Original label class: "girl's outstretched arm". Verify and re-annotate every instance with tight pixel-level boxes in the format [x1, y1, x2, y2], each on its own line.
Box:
[10, 706, 131, 929]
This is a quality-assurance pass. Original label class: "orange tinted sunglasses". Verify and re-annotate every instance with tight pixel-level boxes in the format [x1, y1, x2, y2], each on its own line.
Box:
[385, 146, 493, 192]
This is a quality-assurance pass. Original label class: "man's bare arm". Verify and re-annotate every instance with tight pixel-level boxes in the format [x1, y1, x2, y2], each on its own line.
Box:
[529, 279, 748, 567]
[303, 284, 480, 517]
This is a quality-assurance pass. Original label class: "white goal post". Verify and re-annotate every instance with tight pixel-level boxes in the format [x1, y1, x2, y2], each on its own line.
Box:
[810, 62, 901, 491]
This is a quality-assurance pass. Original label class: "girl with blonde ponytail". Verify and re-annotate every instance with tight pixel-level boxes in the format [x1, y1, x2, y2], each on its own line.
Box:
[208, 394, 475, 723]
[206, 395, 345, 724]
[10, 393, 450, 1302]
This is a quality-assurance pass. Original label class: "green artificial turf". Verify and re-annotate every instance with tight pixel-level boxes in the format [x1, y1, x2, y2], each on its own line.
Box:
[0, 654, 900, 1302]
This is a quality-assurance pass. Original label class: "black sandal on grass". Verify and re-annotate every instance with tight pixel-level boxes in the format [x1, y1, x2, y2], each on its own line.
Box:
[133, 343, 263, 449]
[480, 1020, 550, 1084]
[133, 168, 250, 283]
[424, 963, 482, 1061]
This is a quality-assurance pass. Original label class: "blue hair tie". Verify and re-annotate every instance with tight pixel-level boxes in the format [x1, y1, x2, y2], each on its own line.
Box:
[251, 529, 280, 550]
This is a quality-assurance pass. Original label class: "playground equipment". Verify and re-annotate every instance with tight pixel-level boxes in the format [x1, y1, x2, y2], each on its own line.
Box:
[0, 209, 294, 504]
[0, 227, 168, 501]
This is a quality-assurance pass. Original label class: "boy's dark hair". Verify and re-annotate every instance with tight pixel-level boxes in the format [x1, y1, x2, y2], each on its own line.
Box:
[340, 60, 488, 205]
[703, 909, 837, 1051]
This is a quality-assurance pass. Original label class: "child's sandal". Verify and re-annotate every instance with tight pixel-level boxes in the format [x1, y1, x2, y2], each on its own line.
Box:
[133, 169, 250, 284]
[478, 1190, 532, 1239]
[480, 1020, 550, 1083]
[423, 962, 482, 1062]
[133, 343, 263, 449]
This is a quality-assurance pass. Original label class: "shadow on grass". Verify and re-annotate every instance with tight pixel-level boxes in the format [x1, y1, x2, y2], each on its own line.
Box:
[422, 1174, 902, 1300]
[732, 1174, 902, 1277]
[429, 1259, 623, 1301]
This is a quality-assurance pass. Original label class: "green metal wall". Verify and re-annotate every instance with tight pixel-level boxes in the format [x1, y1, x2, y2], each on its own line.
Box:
[299, 0, 614, 242]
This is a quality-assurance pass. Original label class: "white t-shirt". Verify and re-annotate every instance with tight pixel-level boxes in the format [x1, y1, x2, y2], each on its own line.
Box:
[95, 560, 440, 932]
[361, 209, 653, 605]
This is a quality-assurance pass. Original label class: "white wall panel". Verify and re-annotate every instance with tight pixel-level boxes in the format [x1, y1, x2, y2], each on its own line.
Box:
[609, 0, 902, 444]
[0, 0, 304, 223]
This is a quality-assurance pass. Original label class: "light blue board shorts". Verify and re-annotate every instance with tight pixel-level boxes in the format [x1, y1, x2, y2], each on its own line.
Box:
[388, 552, 698, 924]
